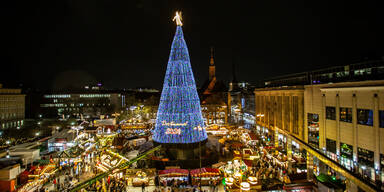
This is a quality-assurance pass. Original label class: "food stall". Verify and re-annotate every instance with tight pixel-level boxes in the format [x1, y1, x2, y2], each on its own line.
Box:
[190, 168, 221, 185]
[132, 170, 149, 186]
[125, 168, 156, 187]
[158, 168, 189, 186]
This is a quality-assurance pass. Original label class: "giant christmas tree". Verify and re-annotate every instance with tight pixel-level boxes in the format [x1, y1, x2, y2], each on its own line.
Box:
[152, 12, 207, 145]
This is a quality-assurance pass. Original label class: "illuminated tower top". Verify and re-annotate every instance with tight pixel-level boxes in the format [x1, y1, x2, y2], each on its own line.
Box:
[209, 47, 215, 81]
[173, 11, 183, 26]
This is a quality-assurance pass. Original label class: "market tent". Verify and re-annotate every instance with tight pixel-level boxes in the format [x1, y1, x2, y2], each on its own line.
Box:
[190, 168, 220, 177]
[158, 169, 189, 177]
[212, 162, 226, 168]
[231, 142, 243, 148]
[243, 159, 253, 167]
[249, 133, 258, 140]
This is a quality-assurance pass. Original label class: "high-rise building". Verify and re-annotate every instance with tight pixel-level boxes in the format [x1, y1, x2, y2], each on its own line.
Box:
[0, 84, 25, 129]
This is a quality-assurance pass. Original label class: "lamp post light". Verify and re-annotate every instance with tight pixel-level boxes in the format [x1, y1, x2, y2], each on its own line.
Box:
[256, 114, 264, 123]
[240, 182, 250, 191]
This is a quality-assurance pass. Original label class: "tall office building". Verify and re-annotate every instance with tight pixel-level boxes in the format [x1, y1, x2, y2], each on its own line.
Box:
[0, 84, 25, 129]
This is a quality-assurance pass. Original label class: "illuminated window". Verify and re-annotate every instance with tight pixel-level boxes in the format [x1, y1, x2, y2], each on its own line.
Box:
[326, 106, 336, 120]
[326, 138, 336, 153]
[340, 107, 352, 123]
[357, 109, 373, 126]
[354, 68, 372, 76]
[379, 111, 384, 128]
[358, 147, 374, 167]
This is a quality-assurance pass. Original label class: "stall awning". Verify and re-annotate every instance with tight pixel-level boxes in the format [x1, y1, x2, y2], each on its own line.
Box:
[249, 133, 258, 140]
[231, 142, 243, 148]
[158, 168, 189, 176]
[190, 168, 220, 177]
[243, 160, 253, 167]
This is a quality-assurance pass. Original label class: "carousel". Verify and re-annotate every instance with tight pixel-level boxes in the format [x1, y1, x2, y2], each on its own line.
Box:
[220, 158, 261, 191]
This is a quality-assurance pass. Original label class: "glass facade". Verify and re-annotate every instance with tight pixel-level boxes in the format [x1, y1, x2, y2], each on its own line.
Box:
[358, 147, 374, 167]
[340, 143, 354, 171]
[307, 113, 319, 149]
[381, 154, 384, 185]
[358, 147, 375, 181]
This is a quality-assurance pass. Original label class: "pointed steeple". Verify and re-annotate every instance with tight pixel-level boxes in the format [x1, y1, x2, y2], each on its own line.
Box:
[229, 54, 239, 92]
[231, 54, 238, 83]
[210, 47, 214, 66]
[209, 47, 216, 81]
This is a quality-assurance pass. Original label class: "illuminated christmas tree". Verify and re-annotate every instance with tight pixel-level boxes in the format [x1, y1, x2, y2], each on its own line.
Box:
[152, 12, 207, 145]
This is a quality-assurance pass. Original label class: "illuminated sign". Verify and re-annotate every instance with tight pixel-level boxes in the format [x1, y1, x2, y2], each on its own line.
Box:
[165, 128, 181, 135]
[162, 121, 188, 126]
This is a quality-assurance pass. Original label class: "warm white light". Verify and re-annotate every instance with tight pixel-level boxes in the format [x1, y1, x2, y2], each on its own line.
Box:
[226, 177, 234, 186]
[173, 11, 183, 26]
[248, 177, 257, 185]
[240, 182, 250, 191]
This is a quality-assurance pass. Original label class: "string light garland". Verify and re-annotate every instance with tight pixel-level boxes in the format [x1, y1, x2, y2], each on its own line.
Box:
[152, 22, 207, 144]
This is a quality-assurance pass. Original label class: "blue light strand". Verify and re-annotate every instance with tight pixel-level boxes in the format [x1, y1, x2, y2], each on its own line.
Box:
[152, 26, 208, 144]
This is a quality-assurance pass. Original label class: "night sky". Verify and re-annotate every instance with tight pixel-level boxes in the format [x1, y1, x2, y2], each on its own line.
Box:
[2, 0, 384, 90]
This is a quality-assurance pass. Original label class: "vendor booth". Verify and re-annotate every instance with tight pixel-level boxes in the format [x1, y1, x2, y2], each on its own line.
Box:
[158, 168, 189, 186]
[132, 170, 149, 187]
[190, 168, 221, 185]
[125, 168, 156, 187]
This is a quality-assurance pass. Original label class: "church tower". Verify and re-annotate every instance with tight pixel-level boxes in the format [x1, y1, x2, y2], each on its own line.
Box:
[209, 47, 216, 81]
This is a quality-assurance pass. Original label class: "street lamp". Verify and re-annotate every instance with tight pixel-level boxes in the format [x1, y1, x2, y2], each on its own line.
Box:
[256, 114, 264, 120]
[240, 182, 250, 191]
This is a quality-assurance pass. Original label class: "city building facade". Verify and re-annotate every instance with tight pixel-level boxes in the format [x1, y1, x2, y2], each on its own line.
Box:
[200, 48, 228, 125]
[254, 86, 305, 142]
[254, 59, 384, 191]
[40, 90, 124, 118]
[305, 80, 384, 183]
[0, 84, 25, 129]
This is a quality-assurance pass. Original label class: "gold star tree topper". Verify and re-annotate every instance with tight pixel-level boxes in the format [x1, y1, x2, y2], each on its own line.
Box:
[173, 11, 183, 26]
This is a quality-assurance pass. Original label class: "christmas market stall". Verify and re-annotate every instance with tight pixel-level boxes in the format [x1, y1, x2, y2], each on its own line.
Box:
[158, 168, 189, 186]
[190, 168, 221, 185]
[124, 169, 156, 187]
